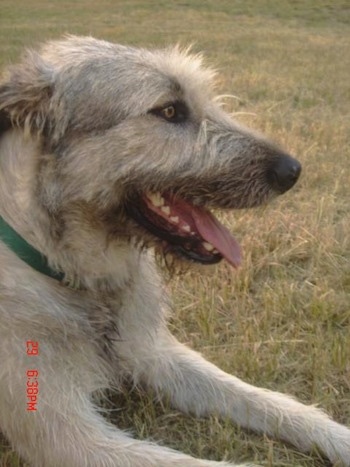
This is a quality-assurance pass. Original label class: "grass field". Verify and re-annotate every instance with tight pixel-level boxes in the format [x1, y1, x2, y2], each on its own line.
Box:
[0, 1, 349, 466]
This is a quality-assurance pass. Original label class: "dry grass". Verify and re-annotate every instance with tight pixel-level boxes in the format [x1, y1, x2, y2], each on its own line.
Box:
[0, 1, 349, 466]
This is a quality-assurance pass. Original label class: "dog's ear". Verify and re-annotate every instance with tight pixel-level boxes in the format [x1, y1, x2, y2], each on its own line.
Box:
[0, 51, 55, 137]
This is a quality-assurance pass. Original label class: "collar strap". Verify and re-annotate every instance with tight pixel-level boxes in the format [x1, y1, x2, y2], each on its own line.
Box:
[0, 215, 64, 282]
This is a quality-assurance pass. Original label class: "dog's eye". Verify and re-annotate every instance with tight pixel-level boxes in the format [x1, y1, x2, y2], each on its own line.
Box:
[149, 101, 188, 124]
[162, 105, 176, 120]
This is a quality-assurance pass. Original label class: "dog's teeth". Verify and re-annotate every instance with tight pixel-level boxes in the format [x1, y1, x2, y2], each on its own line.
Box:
[181, 224, 191, 232]
[203, 242, 214, 252]
[213, 248, 219, 254]
[165, 253, 174, 265]
[161, 206, 171, 216]
[170, 216, 179, 223]
[147, 192, 164, 207]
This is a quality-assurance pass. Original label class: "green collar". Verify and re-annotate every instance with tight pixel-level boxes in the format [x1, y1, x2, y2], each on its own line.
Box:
[0, 215, 64, 282]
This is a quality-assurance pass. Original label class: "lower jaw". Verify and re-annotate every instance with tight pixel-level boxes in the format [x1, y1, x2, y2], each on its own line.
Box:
[166, 244, 222, 265]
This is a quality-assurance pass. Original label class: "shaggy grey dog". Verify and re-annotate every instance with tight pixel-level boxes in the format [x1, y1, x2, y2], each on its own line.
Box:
[0, 36, 349, 467]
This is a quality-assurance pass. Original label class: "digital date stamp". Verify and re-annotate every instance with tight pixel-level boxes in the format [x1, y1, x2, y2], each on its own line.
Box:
[26, 340, 39, 411]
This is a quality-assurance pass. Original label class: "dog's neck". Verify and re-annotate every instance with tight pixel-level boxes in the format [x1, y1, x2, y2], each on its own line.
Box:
[0, 129, 68, 282]
[0, 130, 49, 248]
[0, 129, 144, 290]
[0, 215, 65, 281]
[0, 129, 121, 287]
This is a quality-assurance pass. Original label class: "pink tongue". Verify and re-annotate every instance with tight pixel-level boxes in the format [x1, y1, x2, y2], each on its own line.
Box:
[191, 206, 242, 268]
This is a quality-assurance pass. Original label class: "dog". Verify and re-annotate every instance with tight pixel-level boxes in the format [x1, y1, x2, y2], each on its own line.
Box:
[0, 36, 349, 467]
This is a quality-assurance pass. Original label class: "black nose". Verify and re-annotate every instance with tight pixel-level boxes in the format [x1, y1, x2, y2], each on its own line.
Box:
[267, 154, 302, 193]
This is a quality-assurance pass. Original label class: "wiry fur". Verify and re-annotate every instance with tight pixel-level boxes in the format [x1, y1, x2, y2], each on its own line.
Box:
[0, 36, 349, 466]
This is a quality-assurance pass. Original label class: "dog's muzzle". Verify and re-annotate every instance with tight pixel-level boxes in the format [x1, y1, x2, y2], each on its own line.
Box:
[125, 155, 301, 269]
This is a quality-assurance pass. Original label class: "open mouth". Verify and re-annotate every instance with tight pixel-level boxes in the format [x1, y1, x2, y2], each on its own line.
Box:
[127, 192, 241, 268]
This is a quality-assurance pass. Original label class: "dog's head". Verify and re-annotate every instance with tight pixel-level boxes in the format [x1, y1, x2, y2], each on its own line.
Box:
[0, 36, 301, 274]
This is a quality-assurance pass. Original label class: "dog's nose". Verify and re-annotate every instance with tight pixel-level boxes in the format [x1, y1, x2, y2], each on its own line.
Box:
[268, 154, 302, 193]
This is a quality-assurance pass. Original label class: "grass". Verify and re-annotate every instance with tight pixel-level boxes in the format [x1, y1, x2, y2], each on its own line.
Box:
[0, 1, 349, 466]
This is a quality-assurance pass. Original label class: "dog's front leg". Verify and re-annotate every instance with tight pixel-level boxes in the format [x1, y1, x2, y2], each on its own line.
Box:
[0, 338, 249, 467]
[123, 330, 350, 466]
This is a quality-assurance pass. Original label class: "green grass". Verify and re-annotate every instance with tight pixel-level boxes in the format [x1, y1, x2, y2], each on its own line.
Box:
[0, 1, 349, 465]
